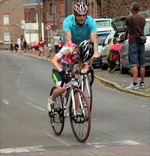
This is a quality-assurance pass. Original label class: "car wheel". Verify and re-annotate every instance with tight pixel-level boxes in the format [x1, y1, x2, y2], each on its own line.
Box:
[32, 48, 36, 51]
[120, 63, 129, 74]
[101, 63, 108, 70]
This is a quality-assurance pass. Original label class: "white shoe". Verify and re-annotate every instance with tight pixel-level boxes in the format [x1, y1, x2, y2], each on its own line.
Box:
[126, 83, 139, 90]
[38, 56, 40, 59]
[47, 97, 55, 112]
[139, 82, 145, 89]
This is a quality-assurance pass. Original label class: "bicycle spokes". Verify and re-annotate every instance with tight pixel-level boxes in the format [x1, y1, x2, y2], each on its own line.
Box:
[70, 89, 91, 143]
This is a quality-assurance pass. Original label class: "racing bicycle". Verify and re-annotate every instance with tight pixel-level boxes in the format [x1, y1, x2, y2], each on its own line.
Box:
[48, 70, 91, 143]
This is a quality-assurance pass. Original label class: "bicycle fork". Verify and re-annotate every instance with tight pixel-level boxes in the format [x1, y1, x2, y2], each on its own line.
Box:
[64, 89, 85, 118]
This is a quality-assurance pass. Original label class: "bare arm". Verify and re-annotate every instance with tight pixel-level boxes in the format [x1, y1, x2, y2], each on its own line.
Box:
[80, 63, 88, 74]
[90, 32, 98, 66]
[90, 32, 98, 59]
[64, 31, 72, 44]
[51, 55, 62, 72]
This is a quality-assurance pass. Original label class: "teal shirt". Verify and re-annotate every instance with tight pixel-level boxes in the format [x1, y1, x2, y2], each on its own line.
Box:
[62, 15, 97, 45]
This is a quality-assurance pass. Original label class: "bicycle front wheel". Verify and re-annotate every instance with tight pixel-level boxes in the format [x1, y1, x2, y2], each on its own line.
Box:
[49, 86, 65, 136]
[70, 89, 91, 143]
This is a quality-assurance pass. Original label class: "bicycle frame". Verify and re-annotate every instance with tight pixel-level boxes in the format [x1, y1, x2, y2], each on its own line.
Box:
[63, 73, 85, 118]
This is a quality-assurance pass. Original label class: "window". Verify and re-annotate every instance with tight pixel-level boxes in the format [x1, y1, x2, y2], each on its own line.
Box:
[97, 34, 108, 45]
[4, 33, 10, 44]
[50, 3, 56, 15]
[25, 12, 28, 21]
[28, 11, 30, 21]
[3, 15, 9, 26]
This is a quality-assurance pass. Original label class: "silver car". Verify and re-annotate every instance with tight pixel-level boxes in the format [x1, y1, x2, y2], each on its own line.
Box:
[112, 16, 150, 74]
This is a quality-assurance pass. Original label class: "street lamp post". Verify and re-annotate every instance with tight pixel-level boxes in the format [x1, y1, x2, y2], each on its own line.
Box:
[52, 0, 55, 31]
[38, 0, 41, 40]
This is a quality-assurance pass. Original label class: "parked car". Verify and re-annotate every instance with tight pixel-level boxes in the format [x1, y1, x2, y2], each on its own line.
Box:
[29, 41, 39, 51]
[100, 16, 126, 69]
[92, 18, 112, 68]
[112, 16, 150, 74]
[100, 29, 122, 69]
[92, 29, 111, 68]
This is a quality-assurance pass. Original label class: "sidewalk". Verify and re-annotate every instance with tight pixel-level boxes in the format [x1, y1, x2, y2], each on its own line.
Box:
[9, 50, 150, 99]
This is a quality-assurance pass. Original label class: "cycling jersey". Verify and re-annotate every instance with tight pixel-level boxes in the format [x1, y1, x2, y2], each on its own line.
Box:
[62, 15, 97, 45]
[55, 44, 78, 71]
[52, 44, 84, 86]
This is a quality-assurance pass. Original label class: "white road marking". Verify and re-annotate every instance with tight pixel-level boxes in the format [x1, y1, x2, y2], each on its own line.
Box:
[86, 140, 140, 148]
[26, 102, 46, 112]
[0, 145, 46, 154]
[43, 131, 71, 146]
[2, 99, 10, 105]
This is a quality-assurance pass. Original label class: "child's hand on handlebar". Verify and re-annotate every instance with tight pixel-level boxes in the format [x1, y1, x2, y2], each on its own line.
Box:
[81, 68, 88, 74]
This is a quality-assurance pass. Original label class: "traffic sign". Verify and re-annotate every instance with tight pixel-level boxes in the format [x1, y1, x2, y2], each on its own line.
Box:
[21, 20, 25, 25]
[45, 24, 51, 31]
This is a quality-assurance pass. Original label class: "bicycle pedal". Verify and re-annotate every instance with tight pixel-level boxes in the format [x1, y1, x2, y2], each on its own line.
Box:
[48, 112, 54, 117]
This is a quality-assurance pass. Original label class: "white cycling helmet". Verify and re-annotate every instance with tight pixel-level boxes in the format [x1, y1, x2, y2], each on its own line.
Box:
[73, 2, 89, 15]
[78, 40, 94, 62]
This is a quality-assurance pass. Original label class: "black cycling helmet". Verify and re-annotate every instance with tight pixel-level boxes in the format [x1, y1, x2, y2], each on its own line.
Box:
[78, 40, 94, 62]
[73, 2, 89, 15]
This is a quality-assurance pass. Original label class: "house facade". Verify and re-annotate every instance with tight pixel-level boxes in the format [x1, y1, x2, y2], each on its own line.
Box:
[0, 0, 150, 50]
[0, 0, 28, 50]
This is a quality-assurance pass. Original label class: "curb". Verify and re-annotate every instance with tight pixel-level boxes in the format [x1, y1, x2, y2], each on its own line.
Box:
[95, 75, 150, 99]
[9, 52, 150, 99]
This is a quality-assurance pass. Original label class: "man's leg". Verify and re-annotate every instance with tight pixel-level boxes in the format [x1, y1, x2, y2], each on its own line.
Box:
[132, 66, 138, 83]
[140, 66, 145, 82]
[38, 51, 41, 56]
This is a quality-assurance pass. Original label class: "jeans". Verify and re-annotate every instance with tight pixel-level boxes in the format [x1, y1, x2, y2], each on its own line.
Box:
[129, 43, 146, 67]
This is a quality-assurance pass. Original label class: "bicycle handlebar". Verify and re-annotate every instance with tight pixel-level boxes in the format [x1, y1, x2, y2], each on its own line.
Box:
[60, 65, 94, 87]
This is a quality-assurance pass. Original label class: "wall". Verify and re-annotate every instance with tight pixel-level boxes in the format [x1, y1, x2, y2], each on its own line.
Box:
[0, 0, 28, 50]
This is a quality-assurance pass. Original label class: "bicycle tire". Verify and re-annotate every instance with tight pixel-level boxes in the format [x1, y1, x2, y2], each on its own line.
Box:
[49, 86, 65, 136]
[70, 89, 91, 143]
[81, 74, 93, 112]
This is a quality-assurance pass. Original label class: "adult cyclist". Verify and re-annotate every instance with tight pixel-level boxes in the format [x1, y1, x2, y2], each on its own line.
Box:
[61, 2, 98, 64]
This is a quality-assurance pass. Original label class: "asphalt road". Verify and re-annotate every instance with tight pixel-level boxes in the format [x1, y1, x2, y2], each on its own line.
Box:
[0, 52, 150, 156]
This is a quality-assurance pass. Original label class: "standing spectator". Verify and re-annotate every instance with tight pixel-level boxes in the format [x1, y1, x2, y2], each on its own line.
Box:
[14, 42, 19, 52]
[38, 37, 46, 59]
[61, 2, 98, 64]
[53, 34, 60, 53]
[47, 41, 51, 57]
[58, 37, 62, 50]
[23, 39, 27, 53]
[10, 40, 14, 52]
[125, 2, 146, 90]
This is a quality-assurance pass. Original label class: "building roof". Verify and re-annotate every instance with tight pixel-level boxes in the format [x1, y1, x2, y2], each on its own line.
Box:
[24, 0, 43, 7]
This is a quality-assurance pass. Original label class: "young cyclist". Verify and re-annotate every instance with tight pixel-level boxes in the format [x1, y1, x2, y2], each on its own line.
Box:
[61, 2, 98, 62]
[47, 40, 94, 112]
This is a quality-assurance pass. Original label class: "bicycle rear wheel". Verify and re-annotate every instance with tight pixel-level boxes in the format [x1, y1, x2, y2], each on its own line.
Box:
[49, 86, 65, 136]
[70, 89, 91, 143]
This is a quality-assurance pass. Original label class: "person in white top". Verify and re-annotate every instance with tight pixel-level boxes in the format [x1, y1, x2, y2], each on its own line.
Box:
[47, 41, 51, 57]
[53, 34, 60, 53]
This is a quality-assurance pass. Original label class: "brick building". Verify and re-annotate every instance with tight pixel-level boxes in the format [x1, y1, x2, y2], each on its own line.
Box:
[42, 0, 150, 41]
[102, 0, 150, 18]
[24, 0, 43, 23]
[0, 0, 150, 49]
[0, 0, 28, 50]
